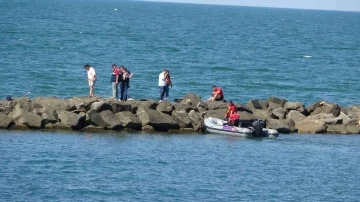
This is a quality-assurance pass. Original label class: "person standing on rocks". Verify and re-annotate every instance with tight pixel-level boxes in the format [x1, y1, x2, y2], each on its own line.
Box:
[158, 69, 168, 102]
[110, 64, 120, 99]
[84, 64, 96, 97]
[120, 67, 130, 101]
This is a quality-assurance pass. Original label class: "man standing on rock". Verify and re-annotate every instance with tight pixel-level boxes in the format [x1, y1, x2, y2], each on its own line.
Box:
[158, 69, 168, 102]
[111, 64, 119, 99]
[84, 64, 96, 97]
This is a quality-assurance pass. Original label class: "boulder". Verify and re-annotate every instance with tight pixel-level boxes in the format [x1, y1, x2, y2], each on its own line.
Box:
[8, 107, 27, 120]
[172, 111, 192, 128]
[311, 103, 341, 117]
[188, 110, 204, 132]
[238, 111, 256, 121]
[180, 93, 202, 106]
[287, 110, 306, 124]
[197, 101, 209, 111]
[268, 97, 288, 107]
[307, 113, 334, 120]
[246, 100, 262, 110]
[345, 125, 360, 134]
[41, 108, 59, 124]
[108, 100, 132, 113]
[268, 103, 282, 110]
[206, 101, 228, 110]
[156, 102, 174, 115]
[139, 100, 158, 110]
[173, 103, 196, 113]
[295, 120, 327, 134]
[252, 109, 269, 121]
[327, 124, 348, 134]
[306, 101, 323, 115]
[57, 110, 86, 130]
[34, 97, 75, 111]
[0, 114, 14, 129]
[43, 122, 73, 131]
[271, 108, 287, 119]
[204, 109, 227, 119]
[116, 111, 142, 130]
[338, 112, 358, 125]
[99, 110, 122, 130]
[86, 110, 106, 128]
[267, 119, 294, 133]
[136, 107, 179, 131]
[284, 102, 307, 114]
[90, 101, 111, 113]
[69, 97, 98, 112]
[258, 100, 269, 110]
[17, 111, 44, 129]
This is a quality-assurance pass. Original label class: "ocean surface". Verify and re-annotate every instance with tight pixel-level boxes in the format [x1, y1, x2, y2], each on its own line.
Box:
[1, 0, 360, 201]
[1, 131, 360, 201]
[1, 0, 360, 106]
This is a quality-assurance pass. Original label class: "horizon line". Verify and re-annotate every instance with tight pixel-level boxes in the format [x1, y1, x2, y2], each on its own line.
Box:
[138, 0, 360, 13]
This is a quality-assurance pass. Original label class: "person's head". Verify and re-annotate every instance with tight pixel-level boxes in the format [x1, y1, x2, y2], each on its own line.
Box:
[112, 64, 117, 69]
[212, 85, 217, 90]
[118, 65, 124, 71]
[229, 100, 234, 106]
[84, 64, 90, 70]
[122, 67, 127, 73]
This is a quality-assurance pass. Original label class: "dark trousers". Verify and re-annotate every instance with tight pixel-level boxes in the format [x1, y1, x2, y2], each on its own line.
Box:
[120, 82, 129, 101]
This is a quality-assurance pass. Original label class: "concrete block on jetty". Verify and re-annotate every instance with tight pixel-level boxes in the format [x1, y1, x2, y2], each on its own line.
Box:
[1, 94, 360, 134]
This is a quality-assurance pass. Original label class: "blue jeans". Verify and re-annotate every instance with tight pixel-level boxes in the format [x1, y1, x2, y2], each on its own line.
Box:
[165, 85, 170, 99]
[112, 82, 118, 98]
[159, 86, 168, 100]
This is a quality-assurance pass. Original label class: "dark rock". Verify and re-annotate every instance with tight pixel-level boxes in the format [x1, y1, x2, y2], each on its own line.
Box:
[91, 101, 111, 113]
[116, 111, 142, 130]
[268, 97, 288, 107]
[41, 108, 59, 124]
[57, 110, 86, 130]
[136, 107, 179, 131]
[0, 114, 14, 129]
[87, 110, 106, 128]
[156, 102, 174, 115]
[172, 111, 192, 128]
[99, 110, 122, 130]
[108, 100, 132, 113]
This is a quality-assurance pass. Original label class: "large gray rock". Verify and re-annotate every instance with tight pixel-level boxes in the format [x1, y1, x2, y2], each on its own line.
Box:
[91, 101, 111, 113]
[268, 97, 288, 107]
[268, 103, 282, 110]
[246, 100, 262, 110]
[267, 119, 294, 133]
[0, 114, 14, 129]
[204, 109, 227, 119]
[295, 120, 327, 134]
[69, 97, 98, 112]
[326, 125, 359, 134]
[307, 113, 334, 120]
[206, 101, 228, 110]
[34, 97, 76, 111]
[116, 111, 142, 130]
[86, 110, 106, 128]
[311, 103, 341, 117]
[136, 107, 179, 131]
[252, 109, 269, 121]
[172, 111, 192, 128]
[139, 100, 158, 110]
[287, 110, 306, 124]
[188, 110, 204, 132]
[306, 101, 323, 115]
[180, 93, 202, 106]
[156, 102, 174, 115]
[41, 108, 59, 124]
[8, 107, 27, 120]
[271, 108, 287, 119]
[238, 111, 256, 121]
[57, 111, 86, 130]
[17, 111, 43, 129]
[173, 103, 196, 113]
[338, 112, 358, 125]
[284, 102, 307, 114]
[99, 110, 122, 130]
[108, 100, 132, 113]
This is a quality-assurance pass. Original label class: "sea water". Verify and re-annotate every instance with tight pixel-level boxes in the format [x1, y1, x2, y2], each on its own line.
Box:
[1, 0, 360, 201]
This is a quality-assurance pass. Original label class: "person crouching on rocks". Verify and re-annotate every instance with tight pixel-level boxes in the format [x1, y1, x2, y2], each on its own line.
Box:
[208, 85, 224, 101]
[225, 100, 237, 119]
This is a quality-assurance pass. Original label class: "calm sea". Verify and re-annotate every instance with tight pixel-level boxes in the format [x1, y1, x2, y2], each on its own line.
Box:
[1, 0, 360, 201]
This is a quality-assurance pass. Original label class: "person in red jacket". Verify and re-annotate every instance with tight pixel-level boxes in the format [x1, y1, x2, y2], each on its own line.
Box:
[225, 100, 237, 119]
[228, 110, 240, 126]
[208, 85, 224, 101]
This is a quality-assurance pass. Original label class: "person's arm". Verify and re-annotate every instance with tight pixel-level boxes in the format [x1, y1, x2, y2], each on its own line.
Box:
[129, 72, 133, 78]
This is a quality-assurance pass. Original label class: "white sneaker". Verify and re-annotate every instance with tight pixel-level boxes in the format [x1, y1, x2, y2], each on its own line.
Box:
[159, 100, 163, 103]
[128, 98, 133, 101]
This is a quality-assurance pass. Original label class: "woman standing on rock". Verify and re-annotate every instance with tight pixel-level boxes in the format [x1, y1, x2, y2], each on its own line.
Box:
[164, 70, 172, 101]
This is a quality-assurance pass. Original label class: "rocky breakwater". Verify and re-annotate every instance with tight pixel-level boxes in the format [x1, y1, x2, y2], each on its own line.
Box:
[0, 93, 360, 134]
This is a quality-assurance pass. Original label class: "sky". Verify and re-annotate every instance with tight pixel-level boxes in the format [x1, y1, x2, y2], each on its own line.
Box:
[143, 0, 360, 12]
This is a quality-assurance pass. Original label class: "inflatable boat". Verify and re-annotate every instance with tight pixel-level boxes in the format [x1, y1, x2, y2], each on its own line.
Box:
[204, 117, 279, 138]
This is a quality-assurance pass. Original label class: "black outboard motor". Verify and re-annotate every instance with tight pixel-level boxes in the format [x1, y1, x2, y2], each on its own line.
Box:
[252, 119, 264, 137]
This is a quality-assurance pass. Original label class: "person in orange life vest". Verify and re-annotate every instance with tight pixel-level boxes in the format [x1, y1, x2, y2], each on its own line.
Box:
[208, 85, 224, 101]
[225, 100, 237, 119]
[228, 110, 240, 126]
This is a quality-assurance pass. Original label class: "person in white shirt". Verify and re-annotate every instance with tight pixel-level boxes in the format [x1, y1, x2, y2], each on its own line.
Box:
[158, 69, 168, 102]
[84, 64, 96, 97]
